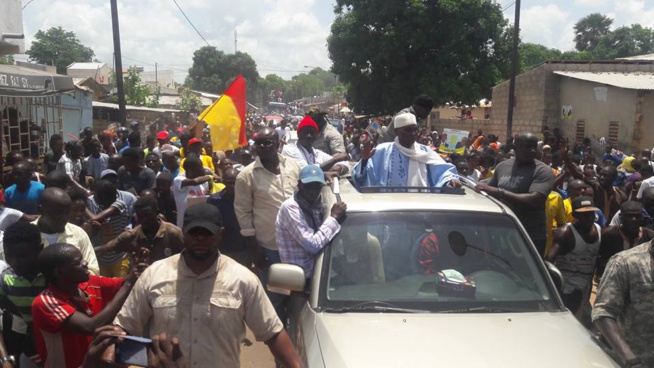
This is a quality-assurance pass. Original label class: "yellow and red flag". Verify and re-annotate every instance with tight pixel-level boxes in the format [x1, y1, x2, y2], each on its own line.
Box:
[199, 75, 248, 151]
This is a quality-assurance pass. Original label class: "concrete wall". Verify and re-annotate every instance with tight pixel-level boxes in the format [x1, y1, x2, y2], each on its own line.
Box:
[640, 92, 654, 150]
[559, 77, 637, 152]
[67, 65, 113, 85]
[0, 0, 24, 55]
[61, 90, 93, 140]
[433, 118, 543, 140]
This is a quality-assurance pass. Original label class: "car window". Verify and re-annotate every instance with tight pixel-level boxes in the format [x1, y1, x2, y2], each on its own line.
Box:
[322, 211, 558, 312]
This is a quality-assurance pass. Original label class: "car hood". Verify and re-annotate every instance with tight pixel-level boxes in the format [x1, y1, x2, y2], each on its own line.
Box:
[314, 311, 619, 368]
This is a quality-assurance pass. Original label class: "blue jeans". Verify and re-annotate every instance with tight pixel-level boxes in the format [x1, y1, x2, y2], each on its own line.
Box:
[258, 247, 288, 324]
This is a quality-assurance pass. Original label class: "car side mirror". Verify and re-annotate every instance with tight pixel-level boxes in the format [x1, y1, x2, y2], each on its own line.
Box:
[268, 264, 306, 295]
[544, 261, 564, 294]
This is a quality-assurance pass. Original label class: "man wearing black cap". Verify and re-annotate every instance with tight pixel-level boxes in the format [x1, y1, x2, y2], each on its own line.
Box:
[379, 94, 435, 143]
[114, 203, 302, 368]
[546, 196, 601, 314]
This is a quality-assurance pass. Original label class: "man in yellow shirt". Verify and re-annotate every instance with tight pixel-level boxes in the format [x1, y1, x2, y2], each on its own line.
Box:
[180, 137, 215, 173]
[546, 191, 566, 257]
[564, 179, 587, 223]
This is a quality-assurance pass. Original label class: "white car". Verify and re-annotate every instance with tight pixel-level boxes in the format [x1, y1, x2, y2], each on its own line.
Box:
[269, 180, 620, 368]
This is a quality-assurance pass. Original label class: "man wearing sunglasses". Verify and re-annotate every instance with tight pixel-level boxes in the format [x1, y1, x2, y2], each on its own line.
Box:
[235, 128, 301, 322]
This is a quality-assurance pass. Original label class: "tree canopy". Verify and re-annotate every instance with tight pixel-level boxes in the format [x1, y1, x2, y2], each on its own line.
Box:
[123, 67, 159, 107]
[0, 55, 14, 65]
[27, 27, 94, 74]
[518, 15, 654, 71]
[327, 0, 510, 114]
[253, 68, 345, 106]
[519, 43, 562, 72]
[185, 47, 259, 94]
[574, 13, 613, 52]
[177, 88, 203, 112]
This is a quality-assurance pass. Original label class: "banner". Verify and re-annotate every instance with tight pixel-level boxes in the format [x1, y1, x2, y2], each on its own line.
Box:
[439, 128, 469, 155]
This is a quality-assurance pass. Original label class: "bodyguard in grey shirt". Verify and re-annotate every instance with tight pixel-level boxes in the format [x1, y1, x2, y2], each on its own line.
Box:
[475, 133, 554, 256]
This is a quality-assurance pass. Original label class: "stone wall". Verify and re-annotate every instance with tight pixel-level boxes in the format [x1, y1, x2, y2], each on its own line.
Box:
[432, 118, 544, 140]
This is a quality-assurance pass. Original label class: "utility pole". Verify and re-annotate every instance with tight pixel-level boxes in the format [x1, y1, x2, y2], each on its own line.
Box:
[155, 62, 158, 88]
[110, 0, 126, 126]
[234, 29, 238, 53]
[506, 0, 521, 141]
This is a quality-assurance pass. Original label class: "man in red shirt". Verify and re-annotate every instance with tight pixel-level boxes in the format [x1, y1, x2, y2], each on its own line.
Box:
[31, 243, 145, 368]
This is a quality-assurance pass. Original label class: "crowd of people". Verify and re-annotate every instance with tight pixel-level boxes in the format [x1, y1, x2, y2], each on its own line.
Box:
[0, 94, 651, 367]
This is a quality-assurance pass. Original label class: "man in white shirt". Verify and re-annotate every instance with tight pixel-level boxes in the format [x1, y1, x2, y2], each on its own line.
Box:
[85, 139, 109, 180]
[172, 155, 213, 227]
[31, 187, 99, 274]
[282, 116, 349, 176]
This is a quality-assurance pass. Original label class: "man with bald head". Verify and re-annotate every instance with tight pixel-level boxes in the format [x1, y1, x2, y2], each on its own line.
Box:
[33, 187, 99, 274]
[107, 153, 123, 172]
[475, 132, 554, 256]
[598, 201, 654, 278]
[5, 160, 45, 215]
[563, 146, 627, 222]
[235, 128, 301, 320]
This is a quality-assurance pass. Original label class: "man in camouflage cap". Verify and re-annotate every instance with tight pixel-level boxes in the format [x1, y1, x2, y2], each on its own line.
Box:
[306, 107, 345, 155]
[592, 238, 654, 367]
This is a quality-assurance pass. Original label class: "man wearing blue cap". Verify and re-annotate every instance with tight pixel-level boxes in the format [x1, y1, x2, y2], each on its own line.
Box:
[276, 165, 347, 279]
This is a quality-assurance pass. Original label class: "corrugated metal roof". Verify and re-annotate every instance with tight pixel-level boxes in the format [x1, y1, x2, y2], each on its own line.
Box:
[92, 101, 181, 113]
[68, 62, 109, 70]
[617, 53, 654, 61]
[157, 95, 213, 107]
[553, 71, 654, 90]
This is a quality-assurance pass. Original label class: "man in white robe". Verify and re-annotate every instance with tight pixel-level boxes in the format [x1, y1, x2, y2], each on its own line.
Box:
[353, 113, 460, 189]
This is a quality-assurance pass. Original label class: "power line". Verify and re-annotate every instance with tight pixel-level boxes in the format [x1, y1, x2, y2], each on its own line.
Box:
[170, 0, 212, 47]
[22, 0, 37, 9]
[502, 1, 516, 11]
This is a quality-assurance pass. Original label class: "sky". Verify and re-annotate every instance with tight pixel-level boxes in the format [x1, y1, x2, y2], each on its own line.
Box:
[17, 0, 654, 83]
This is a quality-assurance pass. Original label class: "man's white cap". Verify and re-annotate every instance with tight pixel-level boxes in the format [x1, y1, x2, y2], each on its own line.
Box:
[394, 113, 417, 129]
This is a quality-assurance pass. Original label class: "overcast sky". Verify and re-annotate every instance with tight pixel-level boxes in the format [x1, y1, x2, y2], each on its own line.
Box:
[19, 0, 654, 82]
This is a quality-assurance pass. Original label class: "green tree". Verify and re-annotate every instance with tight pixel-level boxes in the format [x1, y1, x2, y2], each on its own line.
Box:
[124, 67, 152, 106]
[519, 43, 562, 72]
[0, 55, 14, 65]
[328, 0, 510, 114]
[592, 24, 654, 59]
[177, 88, 203, 112]
[574, 13, 613, 52]
[27, 26, 94, 74]
[185, 47, 259, 93]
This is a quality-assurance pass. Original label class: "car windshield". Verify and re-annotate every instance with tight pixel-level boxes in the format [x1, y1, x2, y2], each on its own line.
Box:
[320, 211, 559, 313]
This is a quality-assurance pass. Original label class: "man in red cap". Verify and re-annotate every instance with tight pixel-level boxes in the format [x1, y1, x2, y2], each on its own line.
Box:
[153, 131, 179, 158]
[181, 137, 215, 173]
[282, 116, 349, 176]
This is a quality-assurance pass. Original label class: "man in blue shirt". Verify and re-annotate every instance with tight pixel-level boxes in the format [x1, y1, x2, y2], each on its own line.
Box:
[5, 161, 45, 215]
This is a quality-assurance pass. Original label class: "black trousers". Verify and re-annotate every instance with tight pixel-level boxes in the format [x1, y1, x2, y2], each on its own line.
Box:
[561, 289, 584, 314]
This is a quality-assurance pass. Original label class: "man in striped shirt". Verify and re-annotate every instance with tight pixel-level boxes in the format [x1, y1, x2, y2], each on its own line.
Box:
[0, 222, 46, 368]
[86, 179, 131, 277]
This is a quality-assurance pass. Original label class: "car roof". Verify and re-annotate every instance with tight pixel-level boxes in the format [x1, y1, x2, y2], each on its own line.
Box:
[338, 178, 507, 214]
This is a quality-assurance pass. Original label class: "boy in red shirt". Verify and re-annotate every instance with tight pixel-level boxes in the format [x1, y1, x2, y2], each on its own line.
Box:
[31, 243, 145, 368]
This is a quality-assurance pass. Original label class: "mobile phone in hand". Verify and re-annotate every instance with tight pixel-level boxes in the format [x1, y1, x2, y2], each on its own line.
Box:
[111, 335, 153, 367]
